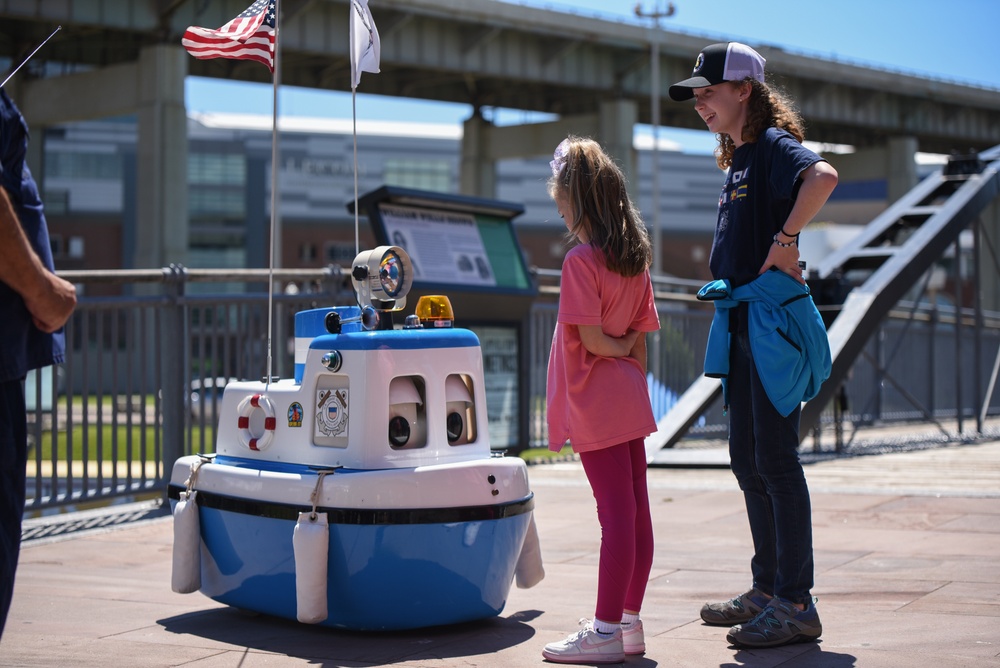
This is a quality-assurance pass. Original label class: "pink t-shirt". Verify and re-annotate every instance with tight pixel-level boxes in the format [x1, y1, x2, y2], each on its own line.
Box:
[546, 244, 660, 453]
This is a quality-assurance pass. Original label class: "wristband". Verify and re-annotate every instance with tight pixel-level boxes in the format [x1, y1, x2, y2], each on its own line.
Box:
[773, 234, 797, 248]
[779, 226, 800, 239]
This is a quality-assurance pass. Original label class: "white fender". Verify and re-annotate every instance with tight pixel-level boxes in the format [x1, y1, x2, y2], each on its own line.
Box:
[293, 511, 329, 623]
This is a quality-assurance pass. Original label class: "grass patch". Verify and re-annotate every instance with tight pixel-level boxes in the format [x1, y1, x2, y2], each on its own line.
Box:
[34, 424, 217, 461]
[517, 445, 575, 461]
[37, 425, 161, 461]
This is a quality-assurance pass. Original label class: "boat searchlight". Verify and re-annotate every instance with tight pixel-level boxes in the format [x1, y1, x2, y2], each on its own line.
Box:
[351, 245, 414, 330]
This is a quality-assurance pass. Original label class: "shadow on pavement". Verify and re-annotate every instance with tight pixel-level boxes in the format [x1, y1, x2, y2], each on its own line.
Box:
[158, 606, 540, 665]
[724, 643, 858, 667]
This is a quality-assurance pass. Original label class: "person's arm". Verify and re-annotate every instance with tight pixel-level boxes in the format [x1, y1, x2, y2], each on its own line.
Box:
[629, 330, 647, 369]
[577, 325, 639, 358]
[0, 188, 77, 333]
[758, 160, 839, 283]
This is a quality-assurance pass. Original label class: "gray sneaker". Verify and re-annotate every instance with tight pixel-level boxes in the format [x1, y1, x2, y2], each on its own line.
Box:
[726, 597, 822, 648]
[700, 587, 771, 626]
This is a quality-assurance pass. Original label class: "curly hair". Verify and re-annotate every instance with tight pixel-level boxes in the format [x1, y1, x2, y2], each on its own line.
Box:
[547, 136, 652, 277]
[716, 78, 805, 170]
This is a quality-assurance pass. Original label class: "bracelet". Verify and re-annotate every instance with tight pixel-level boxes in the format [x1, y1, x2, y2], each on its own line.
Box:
[779, 226, 800, 239]
[773, 233, 797, 248]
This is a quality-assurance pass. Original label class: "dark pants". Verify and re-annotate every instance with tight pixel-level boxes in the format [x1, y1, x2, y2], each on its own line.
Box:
[728, 323, 814, 605]
[0, 378, 27, 638]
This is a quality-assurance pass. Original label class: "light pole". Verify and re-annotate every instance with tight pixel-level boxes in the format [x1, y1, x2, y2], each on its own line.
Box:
[634, 2, 675, 403]
[634, 2, 675, 277]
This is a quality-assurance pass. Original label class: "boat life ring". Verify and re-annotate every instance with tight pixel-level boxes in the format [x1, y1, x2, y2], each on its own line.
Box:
[237, 394, 276, 451]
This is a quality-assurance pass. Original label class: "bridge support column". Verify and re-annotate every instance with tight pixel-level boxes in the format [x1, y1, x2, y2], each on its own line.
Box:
[598, 99, 638, 189]
[459, 103, 637, 198]
[135, 44, 189, 269]
[460, 112, 496, 198]
[886, 135, 919, 204]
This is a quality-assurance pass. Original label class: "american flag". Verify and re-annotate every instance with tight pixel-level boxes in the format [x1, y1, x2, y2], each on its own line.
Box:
[182, 0, 276, 72]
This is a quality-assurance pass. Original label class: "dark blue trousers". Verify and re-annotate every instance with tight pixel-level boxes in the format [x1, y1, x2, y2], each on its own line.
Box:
[0, 378, 27, 638]
[728, 323, 815, 605]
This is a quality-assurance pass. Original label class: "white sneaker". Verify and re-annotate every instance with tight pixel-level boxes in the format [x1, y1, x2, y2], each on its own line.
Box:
[542, 620, 625, 664]
[622, 619, 645, 655]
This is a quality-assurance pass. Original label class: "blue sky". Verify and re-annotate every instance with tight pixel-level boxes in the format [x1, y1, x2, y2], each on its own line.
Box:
[185, 0, 1000, 154]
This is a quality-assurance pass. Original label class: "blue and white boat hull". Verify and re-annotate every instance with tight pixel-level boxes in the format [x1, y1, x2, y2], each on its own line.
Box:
[169, 455, 535, 630]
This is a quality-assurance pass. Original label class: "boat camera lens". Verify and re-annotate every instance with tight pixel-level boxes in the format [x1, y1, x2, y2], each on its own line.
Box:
[446, 412, 463, 443]
[388, 415, 410, 447]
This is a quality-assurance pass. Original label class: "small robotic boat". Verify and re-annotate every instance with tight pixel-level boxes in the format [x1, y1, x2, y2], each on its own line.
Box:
[168, 246, 543, 630]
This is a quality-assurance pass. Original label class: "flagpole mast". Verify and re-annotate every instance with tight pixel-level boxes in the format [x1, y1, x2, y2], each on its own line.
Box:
[349, 0, 380, 260]
[352, 88, 359, 258]
[266, 0, 281, 387]
[1, 25, 61, 89]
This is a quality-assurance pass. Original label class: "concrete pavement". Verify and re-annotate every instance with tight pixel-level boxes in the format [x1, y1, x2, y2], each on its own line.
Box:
[3, 438, 1000, 667]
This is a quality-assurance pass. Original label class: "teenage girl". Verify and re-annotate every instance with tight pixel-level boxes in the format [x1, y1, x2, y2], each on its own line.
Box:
[669, 42, 839, 649]
[541, 136, 660, 665]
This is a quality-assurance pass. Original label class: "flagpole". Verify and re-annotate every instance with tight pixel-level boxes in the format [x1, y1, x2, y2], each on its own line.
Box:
[352, 88, 359, 258]
[266, 0, 281, 388]
[349, 0, 380, 259]
[1, 26, 61, 89]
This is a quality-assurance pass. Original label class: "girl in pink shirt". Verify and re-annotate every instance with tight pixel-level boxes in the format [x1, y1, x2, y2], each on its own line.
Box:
[541, 136, 660, 665]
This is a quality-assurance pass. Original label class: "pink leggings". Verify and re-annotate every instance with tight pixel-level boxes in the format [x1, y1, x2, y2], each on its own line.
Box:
[579, 437, 654, 623]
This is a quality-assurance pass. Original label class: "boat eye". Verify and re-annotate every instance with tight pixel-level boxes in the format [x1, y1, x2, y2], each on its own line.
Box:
[388, 415, 410, 447]
[446, 412, 464, 443]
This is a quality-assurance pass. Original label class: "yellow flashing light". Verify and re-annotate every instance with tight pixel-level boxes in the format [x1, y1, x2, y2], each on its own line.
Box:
[415, 295, 455, 328]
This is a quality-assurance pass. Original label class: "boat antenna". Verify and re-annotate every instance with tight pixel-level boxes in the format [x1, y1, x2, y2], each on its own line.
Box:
[1, 26, 62, 89]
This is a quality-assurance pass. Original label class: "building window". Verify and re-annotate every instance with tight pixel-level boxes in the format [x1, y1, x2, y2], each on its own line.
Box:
[189, 188, 246, 218]
[68, 236, 85, 259]
[50, 234, 64, 258]
[41, 189, 70, 215]
[44, 151, 121, 180]
[384, 158, 451, 192]
[189, 153, 246, 186]
[189, 153, 247, 220]
[324, 242, 356, 265]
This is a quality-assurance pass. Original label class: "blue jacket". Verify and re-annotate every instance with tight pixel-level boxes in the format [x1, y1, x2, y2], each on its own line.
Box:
[698, 269, 831, 417]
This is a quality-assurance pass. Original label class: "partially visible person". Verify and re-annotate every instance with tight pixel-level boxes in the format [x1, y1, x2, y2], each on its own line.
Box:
[668, 42, 838, 649]
[541, 136, 660, 665]
[0, 87, 77, 640]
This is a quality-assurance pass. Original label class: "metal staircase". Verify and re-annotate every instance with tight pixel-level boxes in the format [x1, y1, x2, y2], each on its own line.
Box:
[645, 145, 1000, 461]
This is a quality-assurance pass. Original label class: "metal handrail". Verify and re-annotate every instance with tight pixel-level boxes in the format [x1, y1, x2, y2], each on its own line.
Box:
[23, 264, 1000, 514]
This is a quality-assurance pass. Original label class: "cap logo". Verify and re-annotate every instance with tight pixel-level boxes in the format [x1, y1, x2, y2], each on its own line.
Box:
[692, 52, 705, 74]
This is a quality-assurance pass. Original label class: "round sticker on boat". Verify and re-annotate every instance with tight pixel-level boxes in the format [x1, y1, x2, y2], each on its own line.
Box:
[316, 388, 349, 438]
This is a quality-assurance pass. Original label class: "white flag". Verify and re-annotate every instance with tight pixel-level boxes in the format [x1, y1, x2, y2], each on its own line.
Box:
[350, 0, 380, 88]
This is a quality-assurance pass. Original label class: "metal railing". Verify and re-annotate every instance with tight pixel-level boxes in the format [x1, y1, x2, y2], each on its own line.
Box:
[23, 266, 1000, 513]
[25, 266, 349, 513]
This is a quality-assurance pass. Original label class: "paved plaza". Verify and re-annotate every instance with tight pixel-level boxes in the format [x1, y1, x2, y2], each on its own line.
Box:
[3, 436, 999, 667]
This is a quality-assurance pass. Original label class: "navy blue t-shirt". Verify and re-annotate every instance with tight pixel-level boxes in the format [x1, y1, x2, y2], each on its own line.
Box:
[0, 89, 64, 383]
[709, 127, 824, 286]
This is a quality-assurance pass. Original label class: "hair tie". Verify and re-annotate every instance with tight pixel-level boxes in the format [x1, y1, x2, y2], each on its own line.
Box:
[550, 138, 570, 177]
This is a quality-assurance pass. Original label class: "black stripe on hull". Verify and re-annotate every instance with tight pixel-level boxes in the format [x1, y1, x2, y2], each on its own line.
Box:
[168, 484, 534, 525]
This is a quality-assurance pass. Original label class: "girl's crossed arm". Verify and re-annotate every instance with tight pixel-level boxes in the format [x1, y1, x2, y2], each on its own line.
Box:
[577, 325, 640, 359]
